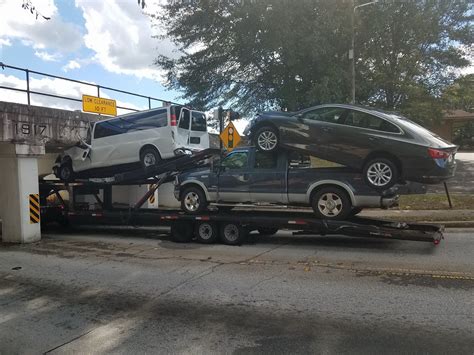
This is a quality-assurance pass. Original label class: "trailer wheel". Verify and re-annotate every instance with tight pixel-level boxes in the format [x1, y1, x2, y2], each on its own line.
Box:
[257, 228, 279, 236]
[195, 221, 218, 244]
[311, 186, 351, 220]
[170, 222, 193, 243]
[219, 222, 248, 246]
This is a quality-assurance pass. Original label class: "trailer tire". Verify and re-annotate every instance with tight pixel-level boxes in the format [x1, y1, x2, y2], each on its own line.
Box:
[219, 222, 248, 246]
[257, 228, 279, 236]
[170, 222, 193, 243]
[195, 221, 218, 244]
[311, 186, 352, 220]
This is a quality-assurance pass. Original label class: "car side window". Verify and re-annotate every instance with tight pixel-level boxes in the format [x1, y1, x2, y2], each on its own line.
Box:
[344, 110, 400, 133]
[221, 152, 248, 170]
[254, 151, 278, 169]
[93, 119, 125, 139]
[301, 107, 347, 124]
[179, 109, 190, 129]
[125, 109, 168, 130]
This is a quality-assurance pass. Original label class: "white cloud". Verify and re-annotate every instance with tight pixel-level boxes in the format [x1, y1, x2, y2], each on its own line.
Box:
[0, 0, 82, 52]
[0, 73, 146, 115]
[62, 59, 81, 72]
[75, 0, 177, 80]
[0, 38, 11, 47]
[34, 50, 61, 62]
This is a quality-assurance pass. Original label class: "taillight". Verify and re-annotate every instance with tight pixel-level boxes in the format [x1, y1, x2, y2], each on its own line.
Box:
[170, 114, 177, 126]
[428, 148, 450, 159]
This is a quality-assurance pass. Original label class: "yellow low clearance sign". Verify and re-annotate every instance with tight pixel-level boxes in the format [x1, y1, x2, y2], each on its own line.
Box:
[219, 122, 241, 152]
[82, 95, 117, 116]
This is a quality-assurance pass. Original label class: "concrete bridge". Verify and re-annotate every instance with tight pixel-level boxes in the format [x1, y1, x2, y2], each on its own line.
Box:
[0, 101, 99, 243]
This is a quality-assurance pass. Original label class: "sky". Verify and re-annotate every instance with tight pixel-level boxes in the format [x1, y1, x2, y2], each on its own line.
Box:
[0, 0, 248, 133]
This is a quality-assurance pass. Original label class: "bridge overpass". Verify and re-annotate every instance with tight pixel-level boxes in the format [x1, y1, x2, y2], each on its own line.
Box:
[0, 101, 100, 243]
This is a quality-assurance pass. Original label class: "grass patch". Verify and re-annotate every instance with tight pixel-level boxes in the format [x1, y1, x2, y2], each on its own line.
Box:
[399, 193, 474, 210]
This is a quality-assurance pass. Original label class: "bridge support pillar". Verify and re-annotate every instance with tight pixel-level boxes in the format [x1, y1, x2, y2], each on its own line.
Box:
[0, 144, 44, 243]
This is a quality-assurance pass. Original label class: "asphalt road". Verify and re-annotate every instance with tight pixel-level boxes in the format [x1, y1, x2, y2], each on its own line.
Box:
[1, 228, 473, 354]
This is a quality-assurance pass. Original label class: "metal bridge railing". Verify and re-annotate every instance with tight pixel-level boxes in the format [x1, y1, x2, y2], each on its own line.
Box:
[0, 62, 180, 113]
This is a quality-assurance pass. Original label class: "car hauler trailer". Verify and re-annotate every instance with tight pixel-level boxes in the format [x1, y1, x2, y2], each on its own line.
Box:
[40, 148, 444, 246]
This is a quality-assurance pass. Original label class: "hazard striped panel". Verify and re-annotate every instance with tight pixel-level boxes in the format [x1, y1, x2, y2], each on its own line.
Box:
[148, 184, 156, 204]
[29, 194, 40, 224]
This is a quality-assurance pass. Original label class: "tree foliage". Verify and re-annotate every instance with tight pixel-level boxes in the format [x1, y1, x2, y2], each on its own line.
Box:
[153, 0, 473, 124]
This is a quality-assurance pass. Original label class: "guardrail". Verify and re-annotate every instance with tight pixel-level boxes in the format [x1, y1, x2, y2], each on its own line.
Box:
[0, 62, 180, 113]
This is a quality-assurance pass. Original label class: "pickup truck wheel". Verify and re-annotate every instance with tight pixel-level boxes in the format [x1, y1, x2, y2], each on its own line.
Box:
[140, 148, 161, 168]
[254, 126, 279, 152]
[181, 186, 208, 214]
[59, 162, 74, 182]
[195, 221, 218, 244]
[363, 158, 399, 190]
[170, 222, 193, 243]
[219, 222, 248, 246]
[311, 187, 351, 220]
[257, 228, 279, 236]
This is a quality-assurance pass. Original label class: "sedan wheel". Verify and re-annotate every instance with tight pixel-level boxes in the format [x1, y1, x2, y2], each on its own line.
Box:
[255, 126, 279, 152]
[363, 158, 399, 190]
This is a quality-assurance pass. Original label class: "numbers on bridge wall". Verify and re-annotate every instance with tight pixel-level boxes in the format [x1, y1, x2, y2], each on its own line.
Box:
[15, 123, 47, 136]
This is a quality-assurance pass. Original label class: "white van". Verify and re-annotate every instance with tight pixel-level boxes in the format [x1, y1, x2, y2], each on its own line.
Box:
[54, 105, 210, 181]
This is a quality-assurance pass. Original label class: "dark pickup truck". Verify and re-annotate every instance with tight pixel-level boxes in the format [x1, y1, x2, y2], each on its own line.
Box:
[174, 147, 401, 219]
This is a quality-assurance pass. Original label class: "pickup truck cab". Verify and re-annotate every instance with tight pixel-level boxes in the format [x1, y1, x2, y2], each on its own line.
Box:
[175, 147, 399, 219]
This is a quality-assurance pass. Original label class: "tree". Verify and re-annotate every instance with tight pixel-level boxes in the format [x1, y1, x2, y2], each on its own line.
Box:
[355, 1, 473, 124]
[442, 74, 474, 113]
[153, 0, 473, 125]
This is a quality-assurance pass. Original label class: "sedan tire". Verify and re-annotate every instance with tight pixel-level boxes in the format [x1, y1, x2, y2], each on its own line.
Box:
[254, 126, 279, 152]
[311, 187, 352, 220]
[363, 158, 399, 190]
[181, 186, 208, 214]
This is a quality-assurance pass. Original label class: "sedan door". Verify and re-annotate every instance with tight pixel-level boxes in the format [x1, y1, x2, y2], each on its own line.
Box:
[294, 106, 349, 163]
[217, 151, 251, 203]
[340, 109, 403, 169]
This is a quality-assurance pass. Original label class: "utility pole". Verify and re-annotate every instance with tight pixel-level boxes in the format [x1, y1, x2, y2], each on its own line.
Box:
[351, 0, 378, 104]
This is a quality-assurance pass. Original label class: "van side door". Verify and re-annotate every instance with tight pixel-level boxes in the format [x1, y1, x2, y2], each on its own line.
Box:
[189, 111, 210, 149]
[176, 108, 191, 147]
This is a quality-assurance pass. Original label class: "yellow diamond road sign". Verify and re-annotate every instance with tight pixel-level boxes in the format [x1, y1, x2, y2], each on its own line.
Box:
[219, 122, 241, 152]
[82, 95, 117, 116]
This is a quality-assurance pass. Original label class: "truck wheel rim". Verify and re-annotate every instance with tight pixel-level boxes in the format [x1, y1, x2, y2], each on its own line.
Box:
[257, 131, 277, 151]
[224, 224, 239, 242]
[184, 192, 200, 211]
[143, 153, 156, 167]
[198, 223, 213, 240]
[367, 162, 392, 187]
[318, 193, 343, 217]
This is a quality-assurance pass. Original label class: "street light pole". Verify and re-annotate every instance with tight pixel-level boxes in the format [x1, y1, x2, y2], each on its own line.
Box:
[351, 0, 378, 104]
